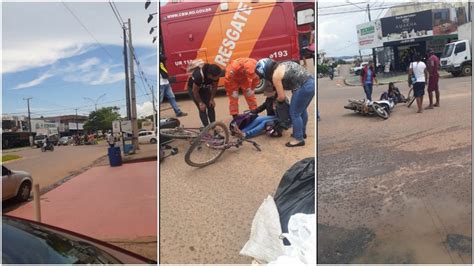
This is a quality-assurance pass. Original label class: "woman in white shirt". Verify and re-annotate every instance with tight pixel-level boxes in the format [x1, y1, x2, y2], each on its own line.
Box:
[408, 53, 429, 113]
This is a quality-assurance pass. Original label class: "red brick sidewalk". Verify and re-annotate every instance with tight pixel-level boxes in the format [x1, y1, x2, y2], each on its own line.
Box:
[6, 161, 157, 240]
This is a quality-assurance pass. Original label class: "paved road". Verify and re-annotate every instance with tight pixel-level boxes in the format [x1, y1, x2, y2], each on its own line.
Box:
[318, 66, 471, 264]
[3, 144, 108, 190]
[159, 81, 315, 263]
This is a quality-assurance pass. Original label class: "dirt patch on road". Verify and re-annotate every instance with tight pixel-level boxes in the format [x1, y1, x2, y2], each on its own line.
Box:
[318, 223, 375, 264]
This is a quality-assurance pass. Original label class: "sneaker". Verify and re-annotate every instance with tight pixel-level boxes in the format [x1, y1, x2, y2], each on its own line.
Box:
[176, 112, 188, 117]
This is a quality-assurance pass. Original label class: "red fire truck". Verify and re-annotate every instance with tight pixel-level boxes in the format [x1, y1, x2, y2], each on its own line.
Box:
[159, 1, 315, 93]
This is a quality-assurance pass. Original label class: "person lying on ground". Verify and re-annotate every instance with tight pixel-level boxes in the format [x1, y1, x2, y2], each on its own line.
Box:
[231, 112, 281, 139]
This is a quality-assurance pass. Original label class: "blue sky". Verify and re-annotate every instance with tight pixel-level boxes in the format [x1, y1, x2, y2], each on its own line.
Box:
[2, 1, 157, 118]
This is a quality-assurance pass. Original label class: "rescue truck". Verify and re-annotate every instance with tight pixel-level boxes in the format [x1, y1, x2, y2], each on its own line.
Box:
[159, 1, 315, 93]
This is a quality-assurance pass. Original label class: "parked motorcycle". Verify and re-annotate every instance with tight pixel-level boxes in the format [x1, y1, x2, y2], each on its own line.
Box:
[344, 98, 394, 119]
[41, 142, 54, 152]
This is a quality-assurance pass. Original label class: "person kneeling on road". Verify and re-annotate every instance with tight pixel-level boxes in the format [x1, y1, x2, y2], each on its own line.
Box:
[255, 58, 315, 147]
[224, 58, 259, 117]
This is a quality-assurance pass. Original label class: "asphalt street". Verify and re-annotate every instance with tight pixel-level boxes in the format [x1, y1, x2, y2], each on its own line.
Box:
[3, 144, 108, 191]
[159, 76, 316, 263]
[318, 65, 471, 264]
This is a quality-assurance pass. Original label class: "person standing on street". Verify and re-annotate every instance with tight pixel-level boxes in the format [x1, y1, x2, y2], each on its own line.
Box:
[187, 63, 222, 127]
[224, 58, 259, 117]
[160, 53, 187, 117]
[255, 58, 315, 148]
[426, 49, 440, 109]
[107, 133, 115, 148]
[408, 53, 429, 113]
[360, 60, 378, 101]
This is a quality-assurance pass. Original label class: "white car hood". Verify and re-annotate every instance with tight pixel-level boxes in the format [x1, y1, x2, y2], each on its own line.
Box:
[11, 170, 31, 177]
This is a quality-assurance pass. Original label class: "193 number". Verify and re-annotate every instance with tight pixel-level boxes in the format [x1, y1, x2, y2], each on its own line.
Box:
[269, 50, 288, 59]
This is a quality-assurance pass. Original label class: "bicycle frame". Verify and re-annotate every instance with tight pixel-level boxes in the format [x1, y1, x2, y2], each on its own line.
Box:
[197, 134, 261, 151]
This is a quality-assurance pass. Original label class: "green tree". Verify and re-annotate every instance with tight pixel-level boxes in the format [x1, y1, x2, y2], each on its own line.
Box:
[83, 106, 121, 133]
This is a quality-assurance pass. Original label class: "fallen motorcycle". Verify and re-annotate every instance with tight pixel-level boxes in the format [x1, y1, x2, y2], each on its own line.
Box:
[344, 98, 394, 119]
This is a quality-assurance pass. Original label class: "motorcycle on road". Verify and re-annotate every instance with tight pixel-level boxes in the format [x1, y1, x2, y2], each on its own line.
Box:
[344, 98, 394, 119]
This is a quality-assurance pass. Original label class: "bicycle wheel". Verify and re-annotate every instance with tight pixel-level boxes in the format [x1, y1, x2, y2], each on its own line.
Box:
[185, 121, 229, 167]
[407, 88, 416, 108]
[159, 127, 199, 139]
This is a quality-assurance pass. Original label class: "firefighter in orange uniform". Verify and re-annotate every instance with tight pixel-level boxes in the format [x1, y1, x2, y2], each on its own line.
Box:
[224, 58, 259, 117]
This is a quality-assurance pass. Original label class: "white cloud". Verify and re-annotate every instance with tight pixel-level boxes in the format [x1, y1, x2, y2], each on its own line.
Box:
[137, 101, 155, 118]
[2, 2, 157, 74]
[76, 57, 101, 71]
[13, 71, 55, 90]
[90, 67, 124, 85]
[3, 43, 92, 74]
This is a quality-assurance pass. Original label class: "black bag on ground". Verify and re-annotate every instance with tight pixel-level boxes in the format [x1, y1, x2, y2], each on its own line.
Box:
[159, 118, 180, 145]
[274, 157, 315, 236]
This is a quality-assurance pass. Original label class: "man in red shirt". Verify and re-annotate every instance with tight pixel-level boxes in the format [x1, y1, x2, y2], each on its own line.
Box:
[426, 49, 440, 109]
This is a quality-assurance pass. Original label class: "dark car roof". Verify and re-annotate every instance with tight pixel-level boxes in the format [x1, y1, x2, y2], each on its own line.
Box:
[2, 216, 156, 264]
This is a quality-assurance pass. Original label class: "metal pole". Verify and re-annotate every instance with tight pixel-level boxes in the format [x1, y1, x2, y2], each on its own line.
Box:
[23, 97, 33, 146]
[367, 3, 377, 71]
[34, 184, 41, 222]
[128, 18, 140, 151]
[123, 25, 131, 120]
[75, 108, 79, 135]
[151, 86, 156, 133]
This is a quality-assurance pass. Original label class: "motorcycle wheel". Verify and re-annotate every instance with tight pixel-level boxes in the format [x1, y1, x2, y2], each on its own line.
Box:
[41, 147, 46, 152]
[372, 103, 389, 119]
[51, 146, 54, 151]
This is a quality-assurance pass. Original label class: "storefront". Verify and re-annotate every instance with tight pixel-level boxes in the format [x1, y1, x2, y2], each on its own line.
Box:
[357, 5, 468, 72]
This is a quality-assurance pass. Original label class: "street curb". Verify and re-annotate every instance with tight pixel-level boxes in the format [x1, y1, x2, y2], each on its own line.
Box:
[122, 156, 157, 164]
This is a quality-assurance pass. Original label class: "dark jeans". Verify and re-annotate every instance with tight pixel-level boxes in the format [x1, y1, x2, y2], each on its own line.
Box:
[188, 85, 215, 127]
[363, 83, 373, 101]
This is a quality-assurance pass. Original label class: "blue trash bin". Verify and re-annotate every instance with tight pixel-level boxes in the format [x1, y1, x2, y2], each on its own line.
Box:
[108, 147, 122, 167]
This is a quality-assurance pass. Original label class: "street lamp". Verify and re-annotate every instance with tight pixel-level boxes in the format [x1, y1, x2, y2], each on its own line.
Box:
[148, 12, 157, 23]
[83, 93, 106, 111]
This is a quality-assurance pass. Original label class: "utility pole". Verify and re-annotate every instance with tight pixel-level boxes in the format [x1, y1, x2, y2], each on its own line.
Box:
[74, 108, 79, 135]
[367, 3, 377, 71]
[128, 18, 139, 151]
[151, 86, 157, 133]
[23, 97, 33, 146]
[123, 25, 131, 120]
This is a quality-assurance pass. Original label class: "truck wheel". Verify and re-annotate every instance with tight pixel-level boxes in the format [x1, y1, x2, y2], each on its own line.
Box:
[452, 70, 462, 77]
[462, 65, 471, 76]
[254, 79, 267, 94]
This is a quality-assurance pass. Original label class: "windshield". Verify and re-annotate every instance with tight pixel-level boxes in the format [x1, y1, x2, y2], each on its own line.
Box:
[3, 216, 123, 264]
[34, 135, 46, 140]
[442, 43, 454, 58]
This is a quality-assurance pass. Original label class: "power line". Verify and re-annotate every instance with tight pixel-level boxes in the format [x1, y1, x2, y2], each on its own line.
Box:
[318, 2, 368, 9]
[318, 3, 430, 16]
[108, 0, 123, 28]
[61, 1, 115, 60]
[111, 1, 124, 23]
